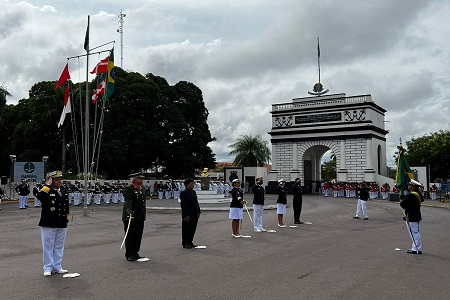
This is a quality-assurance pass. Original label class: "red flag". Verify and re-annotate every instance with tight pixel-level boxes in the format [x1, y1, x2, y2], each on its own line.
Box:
[90, 56, 109, 74]
[91, 77, 106, 103]
[55, 63, 71, 90]
[58, 83, 72, 128]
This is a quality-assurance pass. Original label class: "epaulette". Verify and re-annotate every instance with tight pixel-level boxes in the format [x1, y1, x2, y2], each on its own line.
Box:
[40, 186, 50, 193]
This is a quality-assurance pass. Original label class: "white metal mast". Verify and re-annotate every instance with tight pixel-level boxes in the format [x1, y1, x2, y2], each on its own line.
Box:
[118, 10, 126, 69]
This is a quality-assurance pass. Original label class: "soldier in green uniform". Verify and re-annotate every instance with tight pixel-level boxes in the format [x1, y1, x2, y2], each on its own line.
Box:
[122, 172, 147, 261]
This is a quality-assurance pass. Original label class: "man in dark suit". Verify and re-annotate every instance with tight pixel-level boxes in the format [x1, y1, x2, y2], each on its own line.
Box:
[179, 178, 201, 249]
[122, 172, 147, 261]
[293, 178, 303, 224]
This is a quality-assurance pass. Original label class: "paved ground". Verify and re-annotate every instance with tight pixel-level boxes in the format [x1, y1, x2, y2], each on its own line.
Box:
[1, 195, 450, 300]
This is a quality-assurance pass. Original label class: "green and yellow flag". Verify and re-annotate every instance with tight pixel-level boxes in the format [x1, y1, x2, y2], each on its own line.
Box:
[394, 142, 414, 199]
[105, 48, 114, 99]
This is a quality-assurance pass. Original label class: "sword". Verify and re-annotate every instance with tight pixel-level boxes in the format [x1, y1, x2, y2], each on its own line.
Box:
[402, 211, 418, 252]
[120, 213, 133, 249]
[244, 203, 253, 223]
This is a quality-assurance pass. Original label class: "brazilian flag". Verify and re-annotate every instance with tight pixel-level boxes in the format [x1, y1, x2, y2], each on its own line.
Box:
[394, 142, 414, 200]
[105, 48, 114, 100]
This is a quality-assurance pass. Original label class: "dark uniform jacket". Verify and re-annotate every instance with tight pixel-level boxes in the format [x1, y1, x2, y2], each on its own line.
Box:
[15, 183, 30, 196]
[122, 184, 146, 222]
[293, 183, 302, 203]
[357, 187, 370, 201]
[230, 187, 244, 208]
[180, 188, 201, 219]
[252, 184, 265, 205]
[400, 192, 422, 222]
[36, 185, 70, 228]
[277, 185, 287, 204]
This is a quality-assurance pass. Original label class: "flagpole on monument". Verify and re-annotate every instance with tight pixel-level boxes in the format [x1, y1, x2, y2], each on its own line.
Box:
[83, 15, 90, 216]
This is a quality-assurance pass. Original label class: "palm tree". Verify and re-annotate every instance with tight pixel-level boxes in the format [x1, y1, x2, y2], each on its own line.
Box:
[0, 85, 12, 109]
[228, 134, 271, 167]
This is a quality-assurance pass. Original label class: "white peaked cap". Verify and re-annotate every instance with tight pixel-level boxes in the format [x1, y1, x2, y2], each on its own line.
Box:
[409, 179, 423, 187]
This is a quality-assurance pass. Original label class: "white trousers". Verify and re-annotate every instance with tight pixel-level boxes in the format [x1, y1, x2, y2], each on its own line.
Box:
[253, 204, 264, 230]
[86, 193, 92, 204]
[68, 193, 73, 204]
[73, 193, 82, 205]
[41, 227, 67, 272]
[94, 194, 101, 204]
[355, 199, 368, 218]
[34, 196, 41, 207]
[103, 193, 111, 204]
[431, 192, 436, 200]
[112, 193, 119, 204]
[406, 221, 422, 251]
[19, 195, 28, 208]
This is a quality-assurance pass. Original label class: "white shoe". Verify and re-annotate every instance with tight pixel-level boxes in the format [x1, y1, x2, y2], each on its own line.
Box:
[43, 271, 52, 276]
[278, 224, 287, 228]
[52, 269, 68, 274]
[232, 234, 242, 238]
[254, 229, 262, 232]
[260, 228, 267, 232]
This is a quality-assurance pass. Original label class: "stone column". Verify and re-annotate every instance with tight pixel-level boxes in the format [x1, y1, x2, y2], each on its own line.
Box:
[337, 139, 348, 182]
[365, 138, 376, 182]
[290, 142, 300, 181]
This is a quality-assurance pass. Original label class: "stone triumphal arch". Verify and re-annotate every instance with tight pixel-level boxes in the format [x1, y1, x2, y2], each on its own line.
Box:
[267, 93, 391, 189]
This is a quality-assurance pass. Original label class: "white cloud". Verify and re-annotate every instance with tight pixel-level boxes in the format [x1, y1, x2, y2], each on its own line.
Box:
[1, 0, 449, 165]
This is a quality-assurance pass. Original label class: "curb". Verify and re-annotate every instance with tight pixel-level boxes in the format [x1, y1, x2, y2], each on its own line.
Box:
[146, 205, 277, 211]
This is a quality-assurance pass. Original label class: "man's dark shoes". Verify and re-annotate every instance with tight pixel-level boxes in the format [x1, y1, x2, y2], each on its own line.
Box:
[127, 256, 136, 261]
[190, 244, 198, 248]
[364, 217, 369, 220]
[183, 245, 193, 249]
[353, 216, 360, 219]
[407, 250, 422, 254]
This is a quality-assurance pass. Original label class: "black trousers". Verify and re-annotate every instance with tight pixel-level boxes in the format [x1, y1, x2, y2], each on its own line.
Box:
[182, 217, 198, 246]
[293, 200, 303, 222]
[123, 220, 144, 259]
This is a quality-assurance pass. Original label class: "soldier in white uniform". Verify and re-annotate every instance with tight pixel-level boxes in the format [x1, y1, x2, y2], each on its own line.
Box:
[93, 182, 102, 205]
[111, 182, 120, 204]
[224, 182, 230, 197]
[102, 181, 111, 204]
[33, 181, 43, 207]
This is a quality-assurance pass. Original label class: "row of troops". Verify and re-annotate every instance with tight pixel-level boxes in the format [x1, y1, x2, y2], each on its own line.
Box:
[14, 179, 129, 209]
[322, 182, 392, 200]
[147, 180, 235, 199]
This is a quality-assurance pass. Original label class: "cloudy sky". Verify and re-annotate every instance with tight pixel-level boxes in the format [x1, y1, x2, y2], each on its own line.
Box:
[2, 0, 449, 166]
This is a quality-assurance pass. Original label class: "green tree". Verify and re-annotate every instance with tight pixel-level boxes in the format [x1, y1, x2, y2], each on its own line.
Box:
[0, 70, 216, 179]
[405, 130, 450, 181]
[228, 134, 271, 167]
[321, 155, 336, 182]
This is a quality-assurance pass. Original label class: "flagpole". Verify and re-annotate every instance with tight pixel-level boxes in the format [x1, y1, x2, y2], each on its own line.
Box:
[317, 37, 321, 84]
[83, 15, 90, 217]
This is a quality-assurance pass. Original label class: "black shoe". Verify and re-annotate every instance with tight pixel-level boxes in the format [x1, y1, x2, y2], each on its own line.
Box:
[190, 244, 198, 248]
[353, 216, 360, 219]
[126, 256, 136, 261]
[364, 217, 369, 220]
[183, 245, 193, 249]
[407, 250, 422, 254]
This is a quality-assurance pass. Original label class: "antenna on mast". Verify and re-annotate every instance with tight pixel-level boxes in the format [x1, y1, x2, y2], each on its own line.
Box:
[117, 9, 126, 69]
[308, 37, 329, 96]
